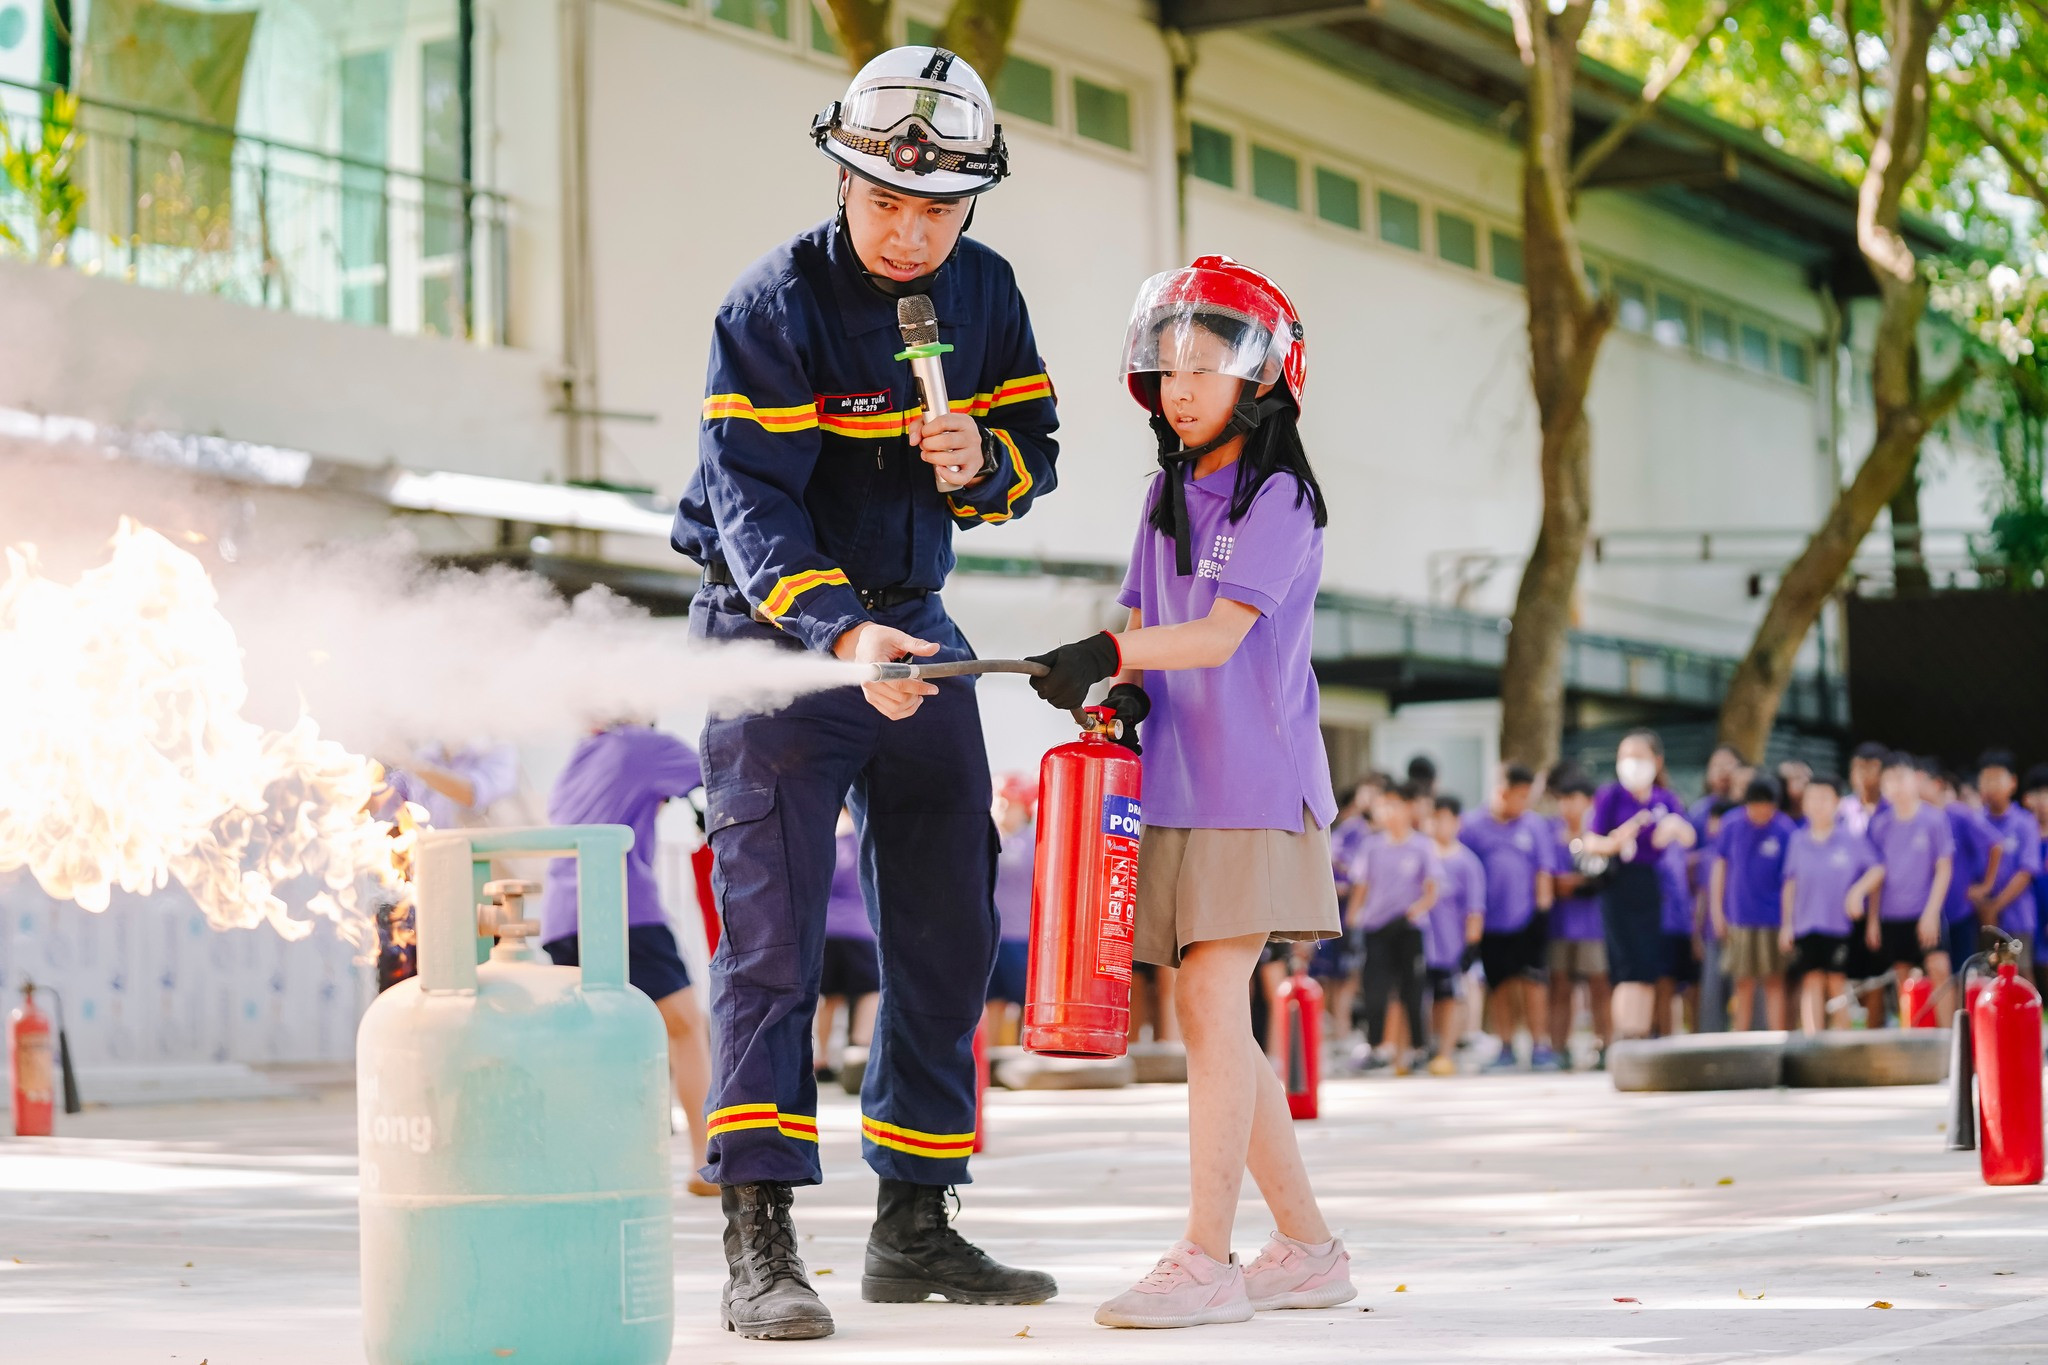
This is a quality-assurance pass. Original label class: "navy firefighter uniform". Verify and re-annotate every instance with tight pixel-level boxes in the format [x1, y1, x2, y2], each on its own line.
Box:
[672, 217, 1058, 1189]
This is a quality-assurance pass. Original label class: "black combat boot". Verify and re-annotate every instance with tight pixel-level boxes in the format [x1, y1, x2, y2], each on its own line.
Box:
[720, 1182, 835, 1340]
[861, 1179, 1058, 1305]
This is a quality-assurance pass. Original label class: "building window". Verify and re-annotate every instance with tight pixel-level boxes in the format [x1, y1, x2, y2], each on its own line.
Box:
[1490, 230, 1523, 285]
[712, 0, 789, 40]
[1652, 292, 1692, 349]
[1436, 210, 1477, 269]
[1073, 78, 1132, 150]
[1700, 308, 1733, 362]
[1314, 167, 1360, 229]
[1251, 144, 1299, 210]
[1613, 275, 1649, 332]
[905, 16, 937, 45]
[1739, 321, 1773, 372]
[1189, 121, 1234, 187]
[1378, 190, 1420, 251]
[997, 56, 1055, 125]
[809, 1, 842, 56]
[1778, 338, 1811, 386]
[340, 49, 391, 327]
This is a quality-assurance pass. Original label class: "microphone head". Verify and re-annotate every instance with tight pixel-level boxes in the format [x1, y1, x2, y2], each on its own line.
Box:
[896, 293, 940, 347]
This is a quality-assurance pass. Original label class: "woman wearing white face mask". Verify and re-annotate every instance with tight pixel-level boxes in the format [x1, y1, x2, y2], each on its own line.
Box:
[1578, 730, 1697, 1039]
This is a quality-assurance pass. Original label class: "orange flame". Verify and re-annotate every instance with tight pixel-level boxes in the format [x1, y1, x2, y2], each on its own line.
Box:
[0, 518, 402, 944]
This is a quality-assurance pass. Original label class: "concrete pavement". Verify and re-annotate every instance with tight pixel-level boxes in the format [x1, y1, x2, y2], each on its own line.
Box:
[2, 1071, 2044, 1363]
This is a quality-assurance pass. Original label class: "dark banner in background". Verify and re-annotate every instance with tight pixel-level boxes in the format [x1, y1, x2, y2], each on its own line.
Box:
[1846, 592, 2048, 772]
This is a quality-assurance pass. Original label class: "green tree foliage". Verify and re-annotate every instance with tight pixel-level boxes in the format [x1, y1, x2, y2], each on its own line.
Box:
[0, 91, 84, 265]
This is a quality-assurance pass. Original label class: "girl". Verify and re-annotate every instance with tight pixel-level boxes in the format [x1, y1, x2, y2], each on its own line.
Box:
[1026, 257, 1353, 1329]
[1579, 729, 1696, 1040]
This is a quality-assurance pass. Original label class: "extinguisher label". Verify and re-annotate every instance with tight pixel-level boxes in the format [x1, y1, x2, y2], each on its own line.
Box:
[1098, 795, 1142, 983]
[14, 1034, 53, 1102]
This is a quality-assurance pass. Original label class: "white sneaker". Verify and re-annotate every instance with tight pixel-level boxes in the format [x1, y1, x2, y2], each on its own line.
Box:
[1094, 1240, 1254, 1329]
[1242, 1231, 1357, 1311]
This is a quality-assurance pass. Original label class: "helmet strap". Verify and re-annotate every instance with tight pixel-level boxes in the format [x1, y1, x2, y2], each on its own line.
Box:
[1149, 380, 1291, 576]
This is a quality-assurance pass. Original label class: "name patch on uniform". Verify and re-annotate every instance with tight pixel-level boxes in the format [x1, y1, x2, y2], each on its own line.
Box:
[818, 391, 892, 416]
[1101, 795, 1142, 838]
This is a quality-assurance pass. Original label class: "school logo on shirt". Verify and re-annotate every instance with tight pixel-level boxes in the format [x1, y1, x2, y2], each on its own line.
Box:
[1761, 838, 1780, 857]
[1197, 533, 1236, 581]
[1830, 850, 1851, 868]
[1513, 832, 1533, 852]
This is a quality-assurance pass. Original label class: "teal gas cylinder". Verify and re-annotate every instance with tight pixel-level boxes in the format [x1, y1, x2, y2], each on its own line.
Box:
[357, 826, 673, 1365]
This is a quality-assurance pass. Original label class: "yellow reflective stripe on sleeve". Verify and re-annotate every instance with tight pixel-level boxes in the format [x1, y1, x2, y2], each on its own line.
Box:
[859, 1113, 976, 1158]
[946, 427, 1031, 524]
[983, 372, 1052, 411]
[703, 393, 821, 433]
[759, 567, 851, 619]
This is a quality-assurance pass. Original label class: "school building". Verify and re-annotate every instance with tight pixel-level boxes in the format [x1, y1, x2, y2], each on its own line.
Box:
[0, 0, 1978, 1062]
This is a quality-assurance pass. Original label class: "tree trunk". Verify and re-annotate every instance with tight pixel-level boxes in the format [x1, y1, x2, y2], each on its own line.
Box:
[1888, 455, 1931, 594]
[822, 0, 891, 70]
[938, 0, 1021, 85]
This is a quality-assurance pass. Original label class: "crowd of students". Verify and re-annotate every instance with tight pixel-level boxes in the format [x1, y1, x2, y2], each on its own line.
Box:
[1303, 735, 2048, 1074]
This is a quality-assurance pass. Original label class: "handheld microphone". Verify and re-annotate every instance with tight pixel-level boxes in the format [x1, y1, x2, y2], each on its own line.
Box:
[896, 294, 959, 490]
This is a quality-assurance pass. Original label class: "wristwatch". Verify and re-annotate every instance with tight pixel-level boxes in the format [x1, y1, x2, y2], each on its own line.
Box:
[971, 427, 1002, 485]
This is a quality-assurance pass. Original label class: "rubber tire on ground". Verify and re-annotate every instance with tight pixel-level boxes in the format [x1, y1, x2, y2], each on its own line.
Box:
[1608, 1031, 1786, 1092]
[1781, 1029, 1951, 1088]
[1128, 1042, 1188, 1084]
[993, 1054, 1135, 1091]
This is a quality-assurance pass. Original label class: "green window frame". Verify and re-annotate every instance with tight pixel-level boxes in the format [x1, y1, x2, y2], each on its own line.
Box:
[1314, 167, 1360, 229]
[997, 56, 1055, 125]
[905, 16, 937, 45]
[1699, 308, 1733, 362]
[809, 1, 841, 56]
[1377, 190, 1420, 251]
[712, 0, 789, 40]
[1250, 144, 1299, 210]
[1739, 322, 1773, 372]
[1614, 276, 1649, 332]
[1189, 121, 1234, 188]
[1489, 230, 1523, 285]
[1436, 210, 1477, 269]
[1073, 77, 1132, 150]
[1653, 292, 1692, 348]
[1778, 338, 1811, 385]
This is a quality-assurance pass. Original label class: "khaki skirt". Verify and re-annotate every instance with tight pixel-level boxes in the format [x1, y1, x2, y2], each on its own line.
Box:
[1135, 812, 1343, 968]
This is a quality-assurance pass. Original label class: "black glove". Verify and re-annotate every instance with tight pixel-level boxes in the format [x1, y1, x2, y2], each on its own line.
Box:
[1025, 632, 1121, 710]
[1102, 682, 1150, 755]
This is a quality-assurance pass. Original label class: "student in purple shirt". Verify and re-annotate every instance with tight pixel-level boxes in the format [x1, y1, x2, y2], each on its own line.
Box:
[1425, 794, 1486, 1077]
[1867, 751, 1955, 1024]
[1837, 741, 1890, 838]
[1778, 773, 1882, 1035]
[1348, 783, 1441, 1073]
[1928, 768, 1998, 1002]
[1459, 764, 1559, 1071]
[814, 812, 881, 1090]
[1311, 780, 1377, 1041]
[1579, 729, 1697, 1040]
[2025, 765, 2048, 990]
[1546, 771, 1609, 1069]
[540, 722, 715, 1196]
[984, 774, 1039, 1045]
[1974, 750, 2040, 968]
[1027, 260, 1351, 1326]
[1711, 777, 1798, 1031]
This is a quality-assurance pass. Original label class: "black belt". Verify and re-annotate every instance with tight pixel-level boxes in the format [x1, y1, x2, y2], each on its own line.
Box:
[701, 558, 927, 615]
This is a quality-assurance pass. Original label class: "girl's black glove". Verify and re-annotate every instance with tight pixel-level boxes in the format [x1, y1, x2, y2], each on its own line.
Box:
[1026, 632, 1121, 710]
[1103, 682, 1150, 755]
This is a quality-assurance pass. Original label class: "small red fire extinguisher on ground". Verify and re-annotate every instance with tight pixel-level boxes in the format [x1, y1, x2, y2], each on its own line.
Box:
[1972, 937, 2044, 1186]
[1272, 965, 1323, 1120]
[1901, 972, 1934, 1028]
[1023, 706, 1141, 1059]
[10, 979, 80, 1137]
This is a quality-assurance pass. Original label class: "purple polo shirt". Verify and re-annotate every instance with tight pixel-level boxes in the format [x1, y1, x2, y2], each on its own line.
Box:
[1458, 809, 1557, 933]
[1550, 821, 1602, 942]
[1331, 814, 1371, 901]
[1869, 803, 1955, 922]
[1117, 469, 1336, 831]
[1783, 823, 1878, 938]
[1426, 840, 1485, 969]
[1349, 830, 1440, 931]
[1943, 804, 1996, 926]
[823, 827, 874, 941]
[1660, 842, 1696, 936]
[994, 820, 1036, 943]
[1591, 783, 1685, 865]
[1714, 808, 1796, 930]
[540, 726, 703, 944]
[1982, 804, 2042, 937]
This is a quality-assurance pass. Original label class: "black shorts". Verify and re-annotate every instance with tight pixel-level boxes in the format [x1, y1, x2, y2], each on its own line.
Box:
[1791, 932, 1849, 979]
[543, 922, 691, 1001]
[1425, 966, 1460, 1000]
[1843, 925, 1888, 982]
[1879, 918, 1936, 971]
[986, 939, 1028, 1004]
[820, 935, 881, 1000]
[1662, 931, 1701, 986]
[1480, 917, 1548, 985]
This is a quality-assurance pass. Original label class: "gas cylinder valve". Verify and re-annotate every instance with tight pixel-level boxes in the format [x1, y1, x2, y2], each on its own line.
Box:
[478, 879, 545, 964]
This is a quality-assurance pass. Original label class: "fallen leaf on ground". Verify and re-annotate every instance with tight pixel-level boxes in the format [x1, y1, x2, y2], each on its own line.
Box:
[183, 1262, 193, 1268]
[1869, 1301, 1892, 1310]
[1014, 1326, 1030, 1338]
[813, 1268, 833, 1276]
[1996, 1270, 2016, 1276]
[1614, 1297, 1638, 1304]
[1360, 1307, 1373, 1313]
[1716, 1177, 1735, 1186]
[1394, 1284, 1408, 1292]
[1737, 1288, 1765, 1300]
[1913, 1270, 1931, 1278]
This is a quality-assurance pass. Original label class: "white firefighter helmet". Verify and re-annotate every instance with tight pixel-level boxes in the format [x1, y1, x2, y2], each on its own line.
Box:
[812, 45, 1009, 198]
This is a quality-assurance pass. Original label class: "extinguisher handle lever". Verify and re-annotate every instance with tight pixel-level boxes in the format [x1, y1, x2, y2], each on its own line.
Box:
[867, 658, 1051, 682]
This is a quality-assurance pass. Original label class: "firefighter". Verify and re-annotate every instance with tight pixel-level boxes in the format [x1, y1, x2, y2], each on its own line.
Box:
[671, 45, 1060, 1341]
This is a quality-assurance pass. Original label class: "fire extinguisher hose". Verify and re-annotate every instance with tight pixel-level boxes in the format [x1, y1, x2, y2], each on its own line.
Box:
[866, 658, 1051, 681]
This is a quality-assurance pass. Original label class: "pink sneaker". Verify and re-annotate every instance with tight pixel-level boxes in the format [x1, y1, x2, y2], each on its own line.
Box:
[1242, 1231, 1357, 1310]
[1094, 1241, 1253, 1329]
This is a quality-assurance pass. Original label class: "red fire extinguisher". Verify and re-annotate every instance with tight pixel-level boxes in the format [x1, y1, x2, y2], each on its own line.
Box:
[1271, 968, 1323, 1120]
[1901, 972, 1934, 1028]
[10, 981, 56, 1136]
[1972, 949, 2044, 1187]
[1023, 706, 1141, 1059]
[971, 1016, 990, 1153]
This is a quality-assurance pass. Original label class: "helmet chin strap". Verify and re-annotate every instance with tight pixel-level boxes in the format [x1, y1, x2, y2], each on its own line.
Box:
[835, 173, 976, 300]
[1148, 380, 1292, 576]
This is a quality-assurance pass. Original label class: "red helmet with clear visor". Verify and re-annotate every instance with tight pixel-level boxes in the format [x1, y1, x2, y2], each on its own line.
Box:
[1122, 256, 1306, 413]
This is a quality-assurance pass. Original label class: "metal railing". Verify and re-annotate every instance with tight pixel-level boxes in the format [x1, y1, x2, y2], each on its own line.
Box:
[0, 77, 507, 343]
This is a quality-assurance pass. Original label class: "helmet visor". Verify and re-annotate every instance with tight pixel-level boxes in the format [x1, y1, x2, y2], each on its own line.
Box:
[1121, 267, 1289, 389]
[841, 81, 991, 145]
